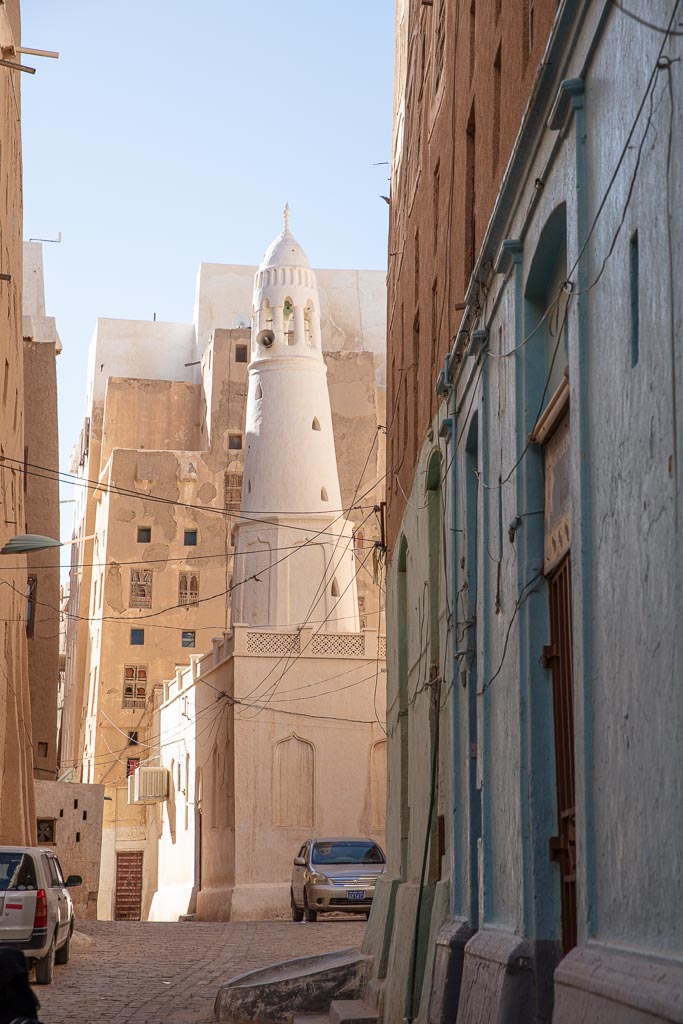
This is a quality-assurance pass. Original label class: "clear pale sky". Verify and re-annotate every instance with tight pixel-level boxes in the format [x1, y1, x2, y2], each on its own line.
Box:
[20, 1, 395, 540]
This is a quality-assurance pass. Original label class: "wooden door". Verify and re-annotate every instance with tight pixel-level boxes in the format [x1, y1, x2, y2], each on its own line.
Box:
[547, 555, 577, 953]
[114, 851, 143, 921]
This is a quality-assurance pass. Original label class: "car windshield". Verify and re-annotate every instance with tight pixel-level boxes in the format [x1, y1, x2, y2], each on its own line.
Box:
[0, 852, 37, 891]
[312, 841, 384, 865]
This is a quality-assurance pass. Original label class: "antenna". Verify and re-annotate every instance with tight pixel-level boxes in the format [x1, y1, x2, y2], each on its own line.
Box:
[28, 232, 62, 244]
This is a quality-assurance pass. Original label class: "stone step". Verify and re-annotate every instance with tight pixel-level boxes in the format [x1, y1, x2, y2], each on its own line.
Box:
[329, 999, 379, 1024]
[365, 979, 385, 1011]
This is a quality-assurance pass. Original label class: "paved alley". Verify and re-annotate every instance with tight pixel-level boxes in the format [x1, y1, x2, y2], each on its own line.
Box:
[35, 918, 366, 1024]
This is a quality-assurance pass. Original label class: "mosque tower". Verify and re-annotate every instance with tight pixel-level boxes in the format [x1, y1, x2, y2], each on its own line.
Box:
[230, 208, 359, 632]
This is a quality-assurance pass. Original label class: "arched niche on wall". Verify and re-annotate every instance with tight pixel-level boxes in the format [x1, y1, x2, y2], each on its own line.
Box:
[273, 733, 314, 827]
[370, 739, 387, 829]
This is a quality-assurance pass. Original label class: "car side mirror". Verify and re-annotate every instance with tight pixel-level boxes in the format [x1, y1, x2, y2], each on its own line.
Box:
[293, 856, 306, 867]
[65, 875, 82, 887]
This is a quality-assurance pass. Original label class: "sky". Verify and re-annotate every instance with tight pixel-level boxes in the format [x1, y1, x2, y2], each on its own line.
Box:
[20, 0, 395, 541]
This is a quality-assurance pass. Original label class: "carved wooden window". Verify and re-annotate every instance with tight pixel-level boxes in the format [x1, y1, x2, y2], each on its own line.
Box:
[179, 572, 199, 607]
[122, 666, 147, 709]
[224, 471, 242, 511]
[129, 569, 152, 609]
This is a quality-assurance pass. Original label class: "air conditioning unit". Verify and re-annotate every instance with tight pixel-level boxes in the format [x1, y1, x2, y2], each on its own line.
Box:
[127, 766, 169, 804]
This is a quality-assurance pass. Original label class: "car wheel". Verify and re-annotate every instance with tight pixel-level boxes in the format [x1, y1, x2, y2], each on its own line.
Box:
[303, 889, 318, 923]
[290, 889, 304, 922]
[55, 931, 70, 964]
[35, 938, 55, 984]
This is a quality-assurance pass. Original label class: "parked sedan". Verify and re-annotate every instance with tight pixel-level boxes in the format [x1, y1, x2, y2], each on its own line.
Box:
[290, 837, 385, 921]
[0, 847, 82, 984]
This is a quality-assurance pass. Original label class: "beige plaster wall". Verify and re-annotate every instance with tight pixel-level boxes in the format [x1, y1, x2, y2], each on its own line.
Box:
[101, 378, 199, 467]
[34, 780, 104, 919]
[23, 246, 61, 781]
[0, 0, 36, 845]
[151, 627, 387, 922]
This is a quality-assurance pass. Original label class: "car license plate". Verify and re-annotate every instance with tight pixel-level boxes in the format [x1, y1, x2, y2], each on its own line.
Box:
[348, 890, 365, 901]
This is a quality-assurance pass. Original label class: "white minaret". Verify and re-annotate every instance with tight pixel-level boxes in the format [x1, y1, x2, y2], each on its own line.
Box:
[231, 208, 359, 632]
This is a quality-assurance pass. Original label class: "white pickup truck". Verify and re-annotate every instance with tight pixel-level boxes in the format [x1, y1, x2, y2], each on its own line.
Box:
[0, 846, 82, 984]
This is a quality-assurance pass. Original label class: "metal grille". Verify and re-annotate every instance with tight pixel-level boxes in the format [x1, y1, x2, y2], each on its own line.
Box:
[547, 555, 577, 954]
[311, 633, 365, 657]
[246, 631, 299, 655]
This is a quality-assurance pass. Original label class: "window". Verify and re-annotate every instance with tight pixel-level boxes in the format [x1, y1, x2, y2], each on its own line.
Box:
[184, 529, 198, 546]
[321, 487, 329, 502]
[137, 527, 151, 543]
[235, 344, 248, 363]
[182, 630, 196, 648]
[37, 742, 48, 758]
[228, 433, 243, 451]
[0, 852, 37, 888]
[331, 578, 340, 598]
[130, 628, 144, 646]
[129, 569, 152, 609]
[312, 417, 321, 431]
[36, 820, 56, 845]
[126, 757, 140, 777]
[122, 666, 147, 709]
[127, 731, 139, 746]
[25, 575, 37, 639]
[630, 230, 639, 367]
[224, 471, 242, 511]
[179, 573, 199, 607]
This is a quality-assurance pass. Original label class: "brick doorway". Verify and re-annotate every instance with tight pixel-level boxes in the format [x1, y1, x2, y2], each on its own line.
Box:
[115, 851, 143, 921]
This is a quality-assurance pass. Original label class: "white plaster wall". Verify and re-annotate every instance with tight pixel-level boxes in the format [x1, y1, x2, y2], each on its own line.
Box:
[193, 263, 386, 362]
[86, 318, 196, 408]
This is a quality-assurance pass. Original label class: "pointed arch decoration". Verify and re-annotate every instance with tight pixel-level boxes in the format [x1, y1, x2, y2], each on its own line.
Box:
[273, 734, 314, 826]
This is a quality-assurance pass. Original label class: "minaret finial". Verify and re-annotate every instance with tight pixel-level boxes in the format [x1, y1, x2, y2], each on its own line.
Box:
[284, 203, 291, 233]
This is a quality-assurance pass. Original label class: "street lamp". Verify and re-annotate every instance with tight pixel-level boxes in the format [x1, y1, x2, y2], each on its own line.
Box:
[0, 533, 97, 555]
[0, 534, 62, 555]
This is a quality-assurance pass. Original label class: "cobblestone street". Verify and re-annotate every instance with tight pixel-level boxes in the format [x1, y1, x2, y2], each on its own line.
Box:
[36, 918, 366, 1024]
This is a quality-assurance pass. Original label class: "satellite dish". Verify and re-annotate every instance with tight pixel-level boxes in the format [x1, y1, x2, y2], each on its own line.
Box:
[257, 329, 275, 348]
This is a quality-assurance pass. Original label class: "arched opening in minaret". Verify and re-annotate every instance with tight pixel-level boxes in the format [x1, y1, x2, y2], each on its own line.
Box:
[321, 487, 329, 501]
[255, 382, 263, 400]
[331, 578, 340, 598]
[304, 301, 314, 346]
[283, 297, 295, 345]
[312, 417, 321, 431]
[260, 299, 273, 335]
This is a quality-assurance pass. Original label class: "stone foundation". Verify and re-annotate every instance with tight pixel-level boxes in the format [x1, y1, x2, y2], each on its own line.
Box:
[553, 945, 683, 1024]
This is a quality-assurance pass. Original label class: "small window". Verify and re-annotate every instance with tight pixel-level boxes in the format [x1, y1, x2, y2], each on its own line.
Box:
[235, 344, 248, 363]
[127, 731, 139, 746]
[137, 527, 151, 543]
[224, 471, 242, 511]
[37, 741, 48, 758]
[36, 820, 56, 845]
[182, 630, 196, 648]
[184, 529, 198, 546]
[331, 578, 340, 597]
[26, 575, 37, 639]
[126, 757, 140, 777]
[255, 382, 263, 399]
[312, 417, 321, 431]
[130, 628, 145, 646]
[228, 434, 243, 451]
[321, 487, 329, 501]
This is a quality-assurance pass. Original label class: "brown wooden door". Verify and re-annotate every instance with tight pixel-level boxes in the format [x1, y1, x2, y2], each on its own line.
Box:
[547, 555, 577, 954]
[114, 851, 143, 921]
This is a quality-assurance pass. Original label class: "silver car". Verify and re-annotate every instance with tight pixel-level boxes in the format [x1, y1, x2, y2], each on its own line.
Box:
[0, 846, 82, 984]
[290, 837, 386, 921]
